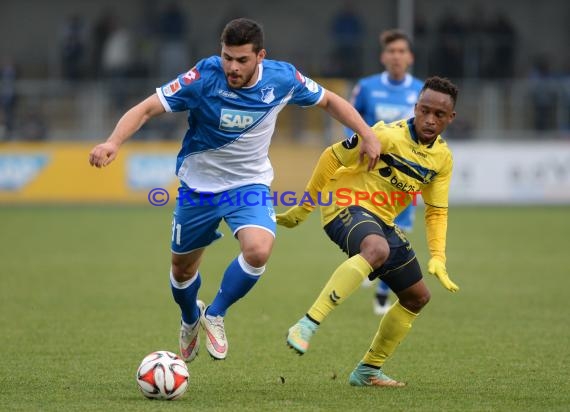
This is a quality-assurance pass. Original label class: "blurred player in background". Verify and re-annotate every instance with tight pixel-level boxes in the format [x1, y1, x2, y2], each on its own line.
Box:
[347, 29, 423, 315]
[89, 18, 380, 363]
[278, 77, 459, 387]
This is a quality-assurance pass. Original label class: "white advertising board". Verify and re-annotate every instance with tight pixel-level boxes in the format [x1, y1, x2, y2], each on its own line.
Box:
[448, 141, 570, 204]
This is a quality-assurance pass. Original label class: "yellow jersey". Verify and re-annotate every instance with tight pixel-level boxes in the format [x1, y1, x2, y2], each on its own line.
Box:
[320, 118, 453, 226]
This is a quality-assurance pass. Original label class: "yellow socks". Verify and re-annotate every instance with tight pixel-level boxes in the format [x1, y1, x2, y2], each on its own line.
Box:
[362, 301, 418, 367]
[307, 254, 372, 323]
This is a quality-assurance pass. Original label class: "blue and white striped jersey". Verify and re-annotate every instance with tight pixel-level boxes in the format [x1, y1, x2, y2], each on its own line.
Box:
[156, 56, 324, 192]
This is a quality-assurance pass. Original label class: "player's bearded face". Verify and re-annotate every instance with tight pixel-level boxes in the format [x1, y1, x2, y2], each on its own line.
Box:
[221, 44, 266, 88]
[413, 89, 456, 144]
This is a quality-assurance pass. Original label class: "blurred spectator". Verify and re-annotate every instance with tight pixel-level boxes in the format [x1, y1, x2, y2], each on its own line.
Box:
[101, 19, 135, 111]
[20, 105, 48, 141]
[156, 1, 189, 79]
[464, 5, 488, 78]
[91, 10, 116, 79]
[434, 9, 466, 79]
[0, 57, 17, 141]
[563, 60, 570, 133]
[60, 14, 86, 80]
[328, 1, 365, 78]
[412, 10, 430, 78]
[528, 55, 558, 131]
[135, 0, 159, 78]
[486, 13, 517, 78]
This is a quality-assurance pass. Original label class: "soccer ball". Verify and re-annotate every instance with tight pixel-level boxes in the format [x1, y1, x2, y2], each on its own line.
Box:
[136, 351, 189, 400]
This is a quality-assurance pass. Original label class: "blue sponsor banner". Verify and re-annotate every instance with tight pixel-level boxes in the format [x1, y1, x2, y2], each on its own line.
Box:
[0, 155, 50, 190]
[127, 154, 176, 190]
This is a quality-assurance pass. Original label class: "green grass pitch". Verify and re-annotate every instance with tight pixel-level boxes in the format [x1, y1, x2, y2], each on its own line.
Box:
[1, 205, 569, 411]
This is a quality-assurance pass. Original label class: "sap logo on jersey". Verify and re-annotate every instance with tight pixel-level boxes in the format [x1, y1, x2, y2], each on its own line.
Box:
[219, 109, 264, 131]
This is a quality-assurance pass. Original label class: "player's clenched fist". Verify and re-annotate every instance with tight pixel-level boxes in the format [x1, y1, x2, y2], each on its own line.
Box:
[89, 141, 120, 168]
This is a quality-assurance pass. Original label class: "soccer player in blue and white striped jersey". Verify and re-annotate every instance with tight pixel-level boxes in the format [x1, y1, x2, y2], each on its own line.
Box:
[89, 18, 380, 363]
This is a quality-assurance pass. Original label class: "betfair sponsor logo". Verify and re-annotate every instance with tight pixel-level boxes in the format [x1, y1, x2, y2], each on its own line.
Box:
[390, 176, 419, 193]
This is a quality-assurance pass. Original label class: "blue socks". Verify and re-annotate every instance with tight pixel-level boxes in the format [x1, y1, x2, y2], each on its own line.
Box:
[170, 271, 201, 325]
[208, 253, 265, 317]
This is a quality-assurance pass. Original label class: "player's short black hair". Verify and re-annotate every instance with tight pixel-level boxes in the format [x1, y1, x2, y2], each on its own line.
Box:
[221, 18, 264, 53]
[421, 76, 459, 108]
[380, 29, 412, 51]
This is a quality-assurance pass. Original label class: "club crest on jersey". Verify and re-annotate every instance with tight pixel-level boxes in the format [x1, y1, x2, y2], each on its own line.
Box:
[162, 79, 181, 97]
[219, 109, 264, 131]
[181, 67, 200, 85]
[261, 87, 275, 104]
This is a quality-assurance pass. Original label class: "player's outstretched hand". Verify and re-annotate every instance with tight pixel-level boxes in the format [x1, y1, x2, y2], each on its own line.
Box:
[89, 141, 120, 168]
[427, 257, 459, 292]
[276, 206, 312, 228]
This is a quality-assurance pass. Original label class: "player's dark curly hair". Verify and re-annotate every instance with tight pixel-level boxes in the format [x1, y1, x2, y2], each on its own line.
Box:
[221, 18, 264, 53]
[421, 76, 459, 108]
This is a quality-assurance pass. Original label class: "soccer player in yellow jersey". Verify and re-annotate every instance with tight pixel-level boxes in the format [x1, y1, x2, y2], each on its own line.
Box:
[277, 76, 459, 387]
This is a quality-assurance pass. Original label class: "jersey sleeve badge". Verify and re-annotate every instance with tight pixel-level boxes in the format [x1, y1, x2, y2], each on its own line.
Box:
[341, 134, 359, 149]
[162, 79, 181, 97]
[181, 67, 200, 85]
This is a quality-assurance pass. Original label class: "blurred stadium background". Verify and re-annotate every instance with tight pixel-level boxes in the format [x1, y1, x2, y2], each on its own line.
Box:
[1, 0, 569, 202]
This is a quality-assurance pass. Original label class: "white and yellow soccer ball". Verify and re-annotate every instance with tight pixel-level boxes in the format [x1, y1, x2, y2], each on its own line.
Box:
[136, 351, 189, 400]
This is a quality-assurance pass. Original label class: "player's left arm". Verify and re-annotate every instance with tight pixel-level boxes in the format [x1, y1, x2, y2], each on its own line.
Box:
[317, 89, 380, 170]
[423, 156, 459, 292]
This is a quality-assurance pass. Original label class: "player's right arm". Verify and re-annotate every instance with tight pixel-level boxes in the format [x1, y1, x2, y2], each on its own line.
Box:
[89, 94, 165, 168]
[317, 89, 380, 171]
[343, 81, 366, 137]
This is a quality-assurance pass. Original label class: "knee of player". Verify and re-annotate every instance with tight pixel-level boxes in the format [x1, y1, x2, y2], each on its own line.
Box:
[360, 237, 390, 268]
[170, 261, 199, 283]
[241, 244, 272, 267]
[401, 290, 431, 313]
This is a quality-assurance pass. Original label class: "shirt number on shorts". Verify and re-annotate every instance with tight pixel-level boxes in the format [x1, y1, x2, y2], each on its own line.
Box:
[172, 218, 182, 246]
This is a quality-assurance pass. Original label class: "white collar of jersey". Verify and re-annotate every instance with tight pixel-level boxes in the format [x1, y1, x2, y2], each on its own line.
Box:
[241, 62, 264, 89]
[380, 72, 412, 88]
